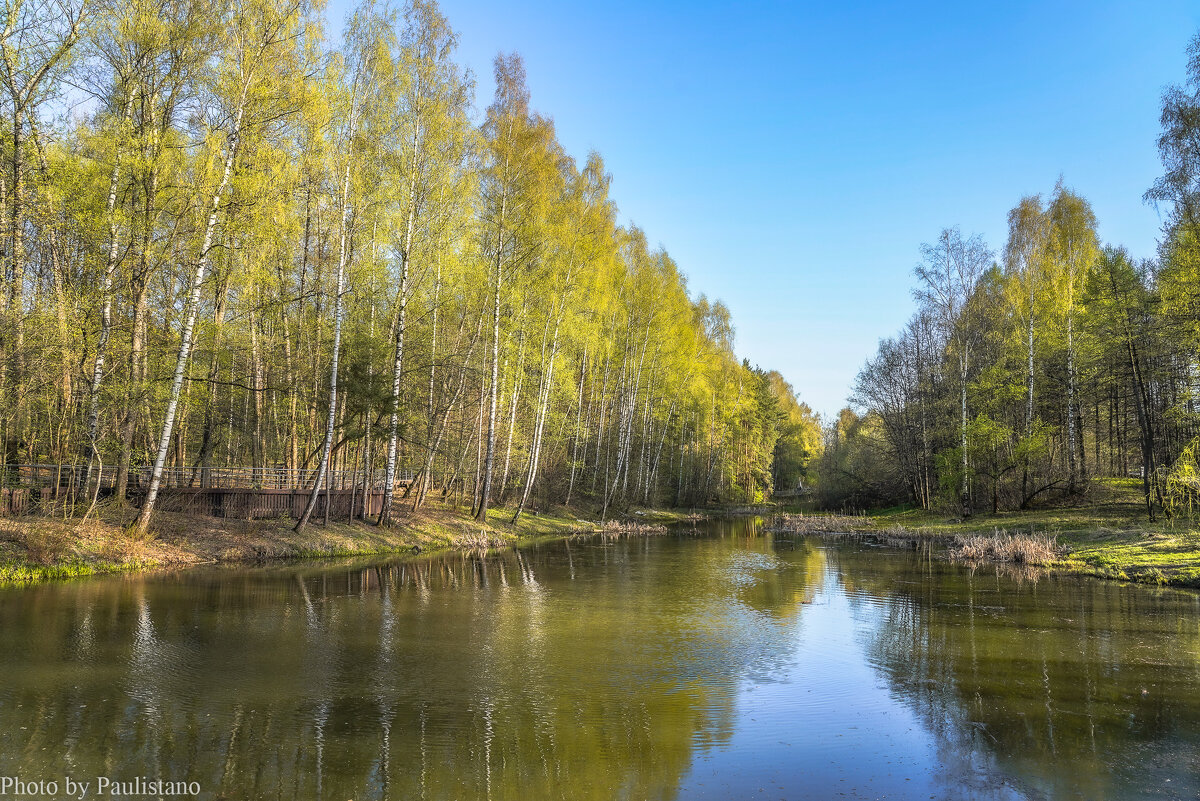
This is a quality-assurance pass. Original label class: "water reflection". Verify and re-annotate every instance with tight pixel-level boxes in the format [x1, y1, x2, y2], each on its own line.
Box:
[0, 524, 803, 800]
[0, 519, 1197, 800]
[844, 550, 1200, 800]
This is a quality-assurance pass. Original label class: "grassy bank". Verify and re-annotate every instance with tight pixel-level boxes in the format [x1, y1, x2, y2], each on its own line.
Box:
[781, 478, 1200, 587]
[11, 478, 1195, 589]
[0, 500, 612, 585]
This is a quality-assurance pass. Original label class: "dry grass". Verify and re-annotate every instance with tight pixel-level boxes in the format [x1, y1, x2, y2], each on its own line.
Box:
[767, 513, 870, 535]
[949, 529, 1061, 566]
[873, 524, 941, 548]
[0, 493, 618, 585]
[601, 520, 668, 536]
[452, 527, 512, 550]
[0, 515, 161, 582]
[9, 522, 73, 565]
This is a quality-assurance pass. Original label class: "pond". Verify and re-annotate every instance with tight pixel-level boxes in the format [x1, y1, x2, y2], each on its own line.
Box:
[1, 517, 1198, 800]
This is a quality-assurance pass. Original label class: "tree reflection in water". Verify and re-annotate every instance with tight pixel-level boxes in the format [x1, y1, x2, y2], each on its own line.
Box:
[843, 544, 1200, 799]
[0, 524, 814, 800]
[0, 519, 1197, 800]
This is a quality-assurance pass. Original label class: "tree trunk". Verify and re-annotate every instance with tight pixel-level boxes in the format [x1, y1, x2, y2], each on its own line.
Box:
[499, 306, 530, 500]
[85, 91, 135, 487]
[379, 240, 410, 526]
[133, 100, 244, 537]
[1066, 312, 1078, 493]
[116, 165, 157, 502]
[513, 313, 562, 522]
[960, 349, 970, 516]
[414, 306, 484, 511]
[475, 186, 506, 522]
[423, 257, 440, 504]
[1023, 296, 1035, 502]
[298, 162, 354, 532]
[191, 274, 229, 487]
[565, 346, 587, 506]
[7, 107, 25, 407]
[251, 309, 265, 485]
[380, 135, 420, 525]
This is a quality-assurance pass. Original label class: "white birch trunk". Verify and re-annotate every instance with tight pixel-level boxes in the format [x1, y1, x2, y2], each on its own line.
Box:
[133, 98, 244, 536]
[297, 82, 362, 532]
[379, 155, 418, 526]
[475, 184, 506, 521]
[512, 312, 561, 522]
[565, 346, 586, 506]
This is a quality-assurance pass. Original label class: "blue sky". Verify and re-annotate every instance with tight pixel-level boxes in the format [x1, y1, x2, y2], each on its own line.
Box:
[329, 0, 1199, 417]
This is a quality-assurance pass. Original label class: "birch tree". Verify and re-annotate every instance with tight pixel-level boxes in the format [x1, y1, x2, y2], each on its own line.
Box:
[474, 52, 556, 522]
[914, 227, 990, 514]
[510, 151, 615, 521]
[0, 0, 87, 466]
[378, 0, 472, 525]
[1046, 181, 1098, 493]
[296, 1, 384, 532]
[1004, 195, 1050, 503]
[136, 0, 314, 535]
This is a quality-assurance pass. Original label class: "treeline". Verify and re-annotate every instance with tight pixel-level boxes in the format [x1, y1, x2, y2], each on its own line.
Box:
[0, 0, 821, 529]
[819, 33, 1200, 519]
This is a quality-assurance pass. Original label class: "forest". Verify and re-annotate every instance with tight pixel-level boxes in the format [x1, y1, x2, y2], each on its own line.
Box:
[0, 0, 822, 532]
[819, 32, 1200, 522]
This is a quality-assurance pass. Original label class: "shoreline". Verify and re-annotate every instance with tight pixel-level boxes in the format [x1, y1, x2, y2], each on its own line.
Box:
[5, 482, 1196, 590]
[768, 502, 1200, 589]
[0, 503, 704, 586]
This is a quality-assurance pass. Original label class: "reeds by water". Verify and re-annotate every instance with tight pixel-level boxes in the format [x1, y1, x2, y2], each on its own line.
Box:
[601, 520, 668, 536]
[453, 529, 510, 550]
[948, 529, 1061, 566]
[765, 513, 870, 535]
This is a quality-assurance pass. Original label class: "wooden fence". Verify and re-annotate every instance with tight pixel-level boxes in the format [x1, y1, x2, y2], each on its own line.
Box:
[0, 489, 29, 515]
[0, 463, 419, 521]
[150, 487, 386, 520]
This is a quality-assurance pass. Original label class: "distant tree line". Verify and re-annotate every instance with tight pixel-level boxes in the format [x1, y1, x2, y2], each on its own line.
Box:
[818, 32, 1200, 520]
[0, 0, 821, 531]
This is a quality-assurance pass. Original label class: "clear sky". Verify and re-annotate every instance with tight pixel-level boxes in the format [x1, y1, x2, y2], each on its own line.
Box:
[328, 0, 1200, 418]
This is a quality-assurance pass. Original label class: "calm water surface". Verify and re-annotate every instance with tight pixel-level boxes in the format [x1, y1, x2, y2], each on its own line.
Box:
[1, 518, 1199, 800]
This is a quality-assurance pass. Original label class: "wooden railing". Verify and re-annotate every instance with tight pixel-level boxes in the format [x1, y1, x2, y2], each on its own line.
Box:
[131, 466, 416, 491]
[0, 463, 424, 520]
[0, 464, 418, 492]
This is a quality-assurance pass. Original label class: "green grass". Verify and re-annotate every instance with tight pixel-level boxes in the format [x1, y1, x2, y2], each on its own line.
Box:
[8, 483, 1197, 589]
[0, 556, 157, 585]
[860, 478, 1200, 587]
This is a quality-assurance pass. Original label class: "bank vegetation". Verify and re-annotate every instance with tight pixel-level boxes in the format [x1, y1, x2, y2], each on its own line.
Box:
[815, 31, 1200, 537]
[0, 0, 822, 543]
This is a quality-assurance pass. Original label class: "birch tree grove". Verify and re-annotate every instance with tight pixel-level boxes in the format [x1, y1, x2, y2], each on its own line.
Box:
[827, 176, 1196, 518]
[135, 0, 314, 534]
[0, 0, 817, 531]
[914, 228, 990, 516]
[820, 32, 1200, 519]
[295, 2, 379, 533]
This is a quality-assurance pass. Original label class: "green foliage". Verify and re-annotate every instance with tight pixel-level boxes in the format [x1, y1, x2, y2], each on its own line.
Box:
[836, 78, 1200, 518]
[1162, 438, 1200, 522]
[0, 0, 802, 531]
